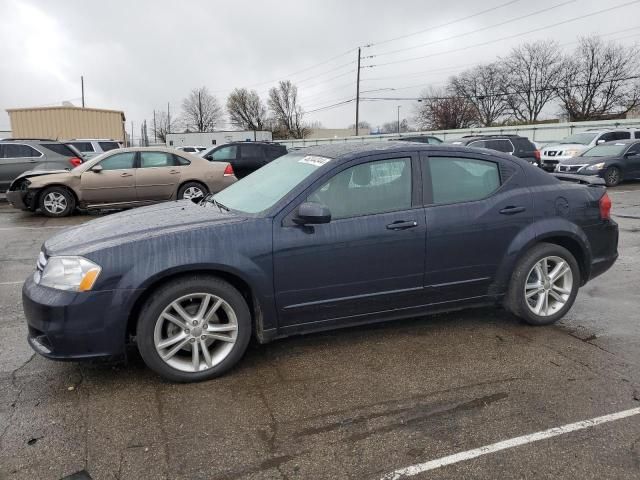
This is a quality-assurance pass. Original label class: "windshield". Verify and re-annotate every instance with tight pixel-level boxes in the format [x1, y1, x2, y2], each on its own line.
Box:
[559, 133, 597, 145]
[581, 143, 627, 157]
[212, 153, 332, 213]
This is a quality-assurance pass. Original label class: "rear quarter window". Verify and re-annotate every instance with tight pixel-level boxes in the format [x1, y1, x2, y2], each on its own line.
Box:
[98, 141, 119, 152]
[41, 143, 75, 157]
[70, 142, 94, 152]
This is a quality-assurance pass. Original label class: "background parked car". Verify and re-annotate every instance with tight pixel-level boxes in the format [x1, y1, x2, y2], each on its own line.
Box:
[200, 141, 287, 178]
[541, 128, 640, 171]
[555, 139, 640, 186]
[6, 147, 236, 217]
[176, 146, 207, 154]
[447, 134, 540, 165]
[1, 139, 83, 191]
[66, 139, 122, 159]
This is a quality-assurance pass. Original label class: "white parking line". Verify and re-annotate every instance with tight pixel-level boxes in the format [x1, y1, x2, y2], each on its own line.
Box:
[380, 407, 640, 479]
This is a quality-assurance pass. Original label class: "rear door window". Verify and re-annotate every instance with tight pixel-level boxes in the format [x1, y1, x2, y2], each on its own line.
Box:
[139, 151, 175, 168]
[614, 131, 631, 140]
[41, 143, 75, 157]
[425, 156, 501, 205]
[485, 139, 515, 153]
[467, 140, 487, 149]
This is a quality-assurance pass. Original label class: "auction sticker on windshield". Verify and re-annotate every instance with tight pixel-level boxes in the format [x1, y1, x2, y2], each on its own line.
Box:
[298, 155, 332, 167]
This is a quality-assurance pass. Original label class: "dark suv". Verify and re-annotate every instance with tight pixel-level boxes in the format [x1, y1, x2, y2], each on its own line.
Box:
[201, 142, 287, 178]
[448, 135, 540, 166]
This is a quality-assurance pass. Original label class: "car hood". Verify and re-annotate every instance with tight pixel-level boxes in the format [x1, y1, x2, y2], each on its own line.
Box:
[9, 169, 72, 189]
[44, 200, 245, 256]
[561, 155, 617, 166]
[542, 143, 587, 152]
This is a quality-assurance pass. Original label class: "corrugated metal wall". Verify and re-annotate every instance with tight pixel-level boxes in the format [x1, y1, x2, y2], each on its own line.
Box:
[7, 107, 125, 142]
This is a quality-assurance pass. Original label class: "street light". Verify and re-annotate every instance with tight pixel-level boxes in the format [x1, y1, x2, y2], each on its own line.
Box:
[397, 105, 401, 134]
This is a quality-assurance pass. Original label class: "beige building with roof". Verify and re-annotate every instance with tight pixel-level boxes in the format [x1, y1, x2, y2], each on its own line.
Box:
[6, 106, 126, 142]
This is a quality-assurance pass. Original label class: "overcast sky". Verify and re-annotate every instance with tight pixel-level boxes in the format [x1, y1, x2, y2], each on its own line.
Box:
[1, 0, 640, 139]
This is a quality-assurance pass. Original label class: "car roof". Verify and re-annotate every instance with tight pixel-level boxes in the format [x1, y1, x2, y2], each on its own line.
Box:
[293, 141, 505, 161]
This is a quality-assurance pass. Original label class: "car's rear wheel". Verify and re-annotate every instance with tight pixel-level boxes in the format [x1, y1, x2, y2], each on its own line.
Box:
[136, 275, 251, 382]
[505, 243, 580, 325]
[38, 186, 75, 217]
[604, 166, 621, 187]
[178, 182, 208, 202]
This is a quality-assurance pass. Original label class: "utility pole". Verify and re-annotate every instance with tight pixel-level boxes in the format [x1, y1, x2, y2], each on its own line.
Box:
[81, 76, 85, 108]
[167, 102, 171, 135]
[355, 48, 361, 136]
[397, 105, 401, 134]
[153, 110, 157, 144]
[131, 121, 134, 147]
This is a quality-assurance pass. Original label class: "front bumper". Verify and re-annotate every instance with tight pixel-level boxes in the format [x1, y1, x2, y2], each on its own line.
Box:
[6, 189, 32, 210]
[23, 275, 142, 360]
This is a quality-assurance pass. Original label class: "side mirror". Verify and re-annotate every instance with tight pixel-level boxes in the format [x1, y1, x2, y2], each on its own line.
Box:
[624, 151, 637, 157]
[596, 139, 606, 145]
[91, 165, 103, 173]
[293, 202, 331, 225]
[204, 154, 213, 161]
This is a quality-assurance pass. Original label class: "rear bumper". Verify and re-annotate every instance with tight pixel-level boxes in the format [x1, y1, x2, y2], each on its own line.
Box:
[585, 220, 619, 282]
[23, 275, 141, 360]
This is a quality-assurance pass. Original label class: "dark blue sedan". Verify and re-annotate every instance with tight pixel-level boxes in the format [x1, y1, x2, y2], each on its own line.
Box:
[23, 142, 618, 382]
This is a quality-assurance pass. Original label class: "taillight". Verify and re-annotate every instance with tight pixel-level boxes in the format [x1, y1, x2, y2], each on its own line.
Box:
[599, 192, 612, 220]
[223, 163, 234, 177]
[534, 150, 541, 163]
[69, 157, 82, 167]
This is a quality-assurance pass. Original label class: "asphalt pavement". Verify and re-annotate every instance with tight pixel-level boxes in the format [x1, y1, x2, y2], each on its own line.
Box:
[1, 183, 640, 480]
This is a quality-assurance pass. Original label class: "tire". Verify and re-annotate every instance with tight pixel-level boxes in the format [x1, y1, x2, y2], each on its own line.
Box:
[136, 275, 251, 382]
[604, 167, 621, 187]
[504, 242, 580, 326]
[177, 182, 208, 202]
[38, 186, 76, 217]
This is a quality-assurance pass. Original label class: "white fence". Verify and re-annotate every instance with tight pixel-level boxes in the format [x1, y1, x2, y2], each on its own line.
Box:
[276, 118, 640, 148]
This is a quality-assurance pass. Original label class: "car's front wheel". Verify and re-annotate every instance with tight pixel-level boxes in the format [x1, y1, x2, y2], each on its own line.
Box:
[604, 166, 621, 187]
[136, 275, 251, 382]
[505, 243, 580, 325]
[38, 186, 76, 217]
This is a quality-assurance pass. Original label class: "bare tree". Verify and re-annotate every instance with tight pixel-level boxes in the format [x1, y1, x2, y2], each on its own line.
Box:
[414, 87, 478, 130]
[502, 40, 564, 123]
[451, 63, 509, 126]
[181, 86, 224, 132]
[381, 119, 410, 134]
[268, 80, 308, 139]
[557, 36, 639, 121]
[348, 121, 372, 130]
[151, 111, 181, 143]
[226, 88, 267, 130]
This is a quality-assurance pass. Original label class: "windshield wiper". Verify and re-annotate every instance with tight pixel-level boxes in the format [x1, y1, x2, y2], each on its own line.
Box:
[200, 194, 229, 212]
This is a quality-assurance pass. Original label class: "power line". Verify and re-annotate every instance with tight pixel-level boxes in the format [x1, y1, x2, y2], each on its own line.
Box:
[369, 0, 575, 59]
[359, 74, 640, 102]
[365, 0, 640, 68]
[305, 98, 356, 114]
[364, 0, 524, 48]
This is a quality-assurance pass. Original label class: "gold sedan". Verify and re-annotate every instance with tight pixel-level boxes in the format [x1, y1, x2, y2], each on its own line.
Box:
[6, 147, 237, 217]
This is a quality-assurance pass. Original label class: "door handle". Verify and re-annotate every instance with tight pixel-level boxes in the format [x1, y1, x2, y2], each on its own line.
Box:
[168, 170, 180, 174]
[120, 172, 133, 177]
[499, 206, 526, 215]
[386, 220, 418, 230]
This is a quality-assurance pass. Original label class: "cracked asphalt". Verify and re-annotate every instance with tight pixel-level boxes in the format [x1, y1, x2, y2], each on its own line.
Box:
[1, 183, 640, 480]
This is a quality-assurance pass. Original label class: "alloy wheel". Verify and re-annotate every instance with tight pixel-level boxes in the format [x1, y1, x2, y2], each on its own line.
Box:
[153, 293, 238, 373]
[606, 168, 620, 186]
[182, 186, 204, 200]
[43, 192, 68, 214]
[524, 256, 573, 317]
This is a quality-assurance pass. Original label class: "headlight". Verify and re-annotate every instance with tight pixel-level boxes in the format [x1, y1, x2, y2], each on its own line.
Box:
[585, 162, 606, 171]
[564, 149, 581, 157]
[37, 256, 101, 292]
